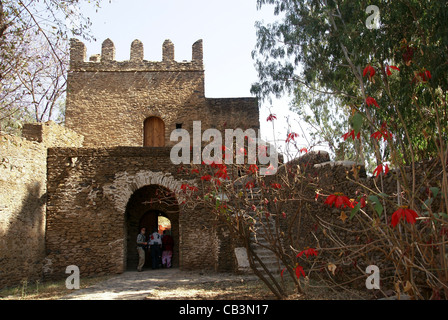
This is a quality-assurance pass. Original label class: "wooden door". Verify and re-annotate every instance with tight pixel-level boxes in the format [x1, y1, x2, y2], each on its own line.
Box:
[144, 117, 165, 147]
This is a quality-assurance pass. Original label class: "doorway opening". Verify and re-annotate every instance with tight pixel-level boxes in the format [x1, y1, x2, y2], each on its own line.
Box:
[125, 184, 179, 271]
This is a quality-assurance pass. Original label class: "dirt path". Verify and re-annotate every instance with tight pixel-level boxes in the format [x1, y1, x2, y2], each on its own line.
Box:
[61, 268, 265, 300]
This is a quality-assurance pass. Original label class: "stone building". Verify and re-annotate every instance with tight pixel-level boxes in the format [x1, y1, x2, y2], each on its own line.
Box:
[0, 38, 260, 287]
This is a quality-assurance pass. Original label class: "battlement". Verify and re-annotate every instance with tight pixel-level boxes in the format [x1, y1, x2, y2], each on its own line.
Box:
[69, 38, 204, 72]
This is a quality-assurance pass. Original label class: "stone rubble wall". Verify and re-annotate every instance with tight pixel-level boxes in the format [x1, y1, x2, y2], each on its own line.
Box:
[0, 123, 83, 288]
[43, 147, 232, 281]
[281, 152, 444, 290]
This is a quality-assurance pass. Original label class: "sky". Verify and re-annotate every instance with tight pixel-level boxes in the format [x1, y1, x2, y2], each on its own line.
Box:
[77, 0, 310, 155]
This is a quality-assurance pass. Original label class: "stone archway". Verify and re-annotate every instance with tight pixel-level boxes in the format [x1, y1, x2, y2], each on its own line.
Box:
[124, 184, 179, 270]
[102, 170, 193, 272]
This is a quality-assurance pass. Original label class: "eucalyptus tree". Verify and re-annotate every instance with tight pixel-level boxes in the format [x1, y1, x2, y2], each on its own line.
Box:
[252, 0, 448, 167]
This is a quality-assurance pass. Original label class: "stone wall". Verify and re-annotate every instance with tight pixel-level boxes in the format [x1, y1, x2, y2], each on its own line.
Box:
[44, 147, 234, 281]
[65, 38, 259, 148]
[0, 122, 83, 288]
[22, 121, 84, 148]
[0, 134, 47, 288]
[279, 152, 445, 290]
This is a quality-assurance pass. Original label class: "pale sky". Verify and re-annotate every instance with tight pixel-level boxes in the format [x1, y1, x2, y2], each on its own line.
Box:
[77, 0, 311, 156]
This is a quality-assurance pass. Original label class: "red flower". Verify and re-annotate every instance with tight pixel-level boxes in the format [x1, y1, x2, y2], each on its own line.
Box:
[245, 181, 255, 189]
[201, 174, 212, 181]
[247, 164, 258, 174]
[296, 248, 318, 258]
[351, 196, 367, 209]
[413, 69, 432, 83]
[391, 206, 419, 227]
[295, 265, 305, 279]
[266, 114, 277, 122]
[271, 183, 282, 189]
[286, 132, 299, 143]
[324, 193, 353, 209]
[360, 197, 366, 208]
[366, 97, 380, 108]
[402, 46, 415, 65]
[386, 65, 400, 76]
[281, 268, 286, 278]
[371, 122, 393, 141]
[363, 64, 376, 81]
[191, 168, 200, 174]
[373, 163, 389, 177]
[300, 148, 308, 153]
[214, 165, 229, 180]
[342, 130, 361, 141]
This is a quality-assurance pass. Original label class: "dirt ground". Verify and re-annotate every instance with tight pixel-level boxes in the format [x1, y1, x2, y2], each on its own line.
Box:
[61, 268, 372, 300]
[1, 268, 374, 300]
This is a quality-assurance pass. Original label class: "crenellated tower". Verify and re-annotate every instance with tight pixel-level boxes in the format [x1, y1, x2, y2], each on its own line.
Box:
[65, 38, 258, 148]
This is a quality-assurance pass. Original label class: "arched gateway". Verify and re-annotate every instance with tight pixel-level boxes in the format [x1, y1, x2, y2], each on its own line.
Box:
[125, 184, 179, 270]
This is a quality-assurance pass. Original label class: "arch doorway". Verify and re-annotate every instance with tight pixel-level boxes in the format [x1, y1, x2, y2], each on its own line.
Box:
[144, 117, 165, 147]
[125, 184, 179, 270]
[138, 210, 172, 268]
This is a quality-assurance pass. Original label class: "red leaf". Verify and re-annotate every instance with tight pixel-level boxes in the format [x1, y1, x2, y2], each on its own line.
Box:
[201, 174, 212, 181]
[363, 65, 375, 79]
[245, 181, 255, 189]
[296, 248, 318, 258]
[324, 193, 352, 209]
[270, 183, 282, 189]
[342, 130, 360, 141]
[366, 97, 379, 108]
[286, 132, 299, 143]
[295, 265, 305, 279]
[390, 65, 400, 71]
[391, 206, 419, 227]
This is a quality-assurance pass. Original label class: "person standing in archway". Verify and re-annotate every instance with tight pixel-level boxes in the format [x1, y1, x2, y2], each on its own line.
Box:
[136, 227, 147, 272]
[162, 230, 174, 268]
[149, 228, 162, 269]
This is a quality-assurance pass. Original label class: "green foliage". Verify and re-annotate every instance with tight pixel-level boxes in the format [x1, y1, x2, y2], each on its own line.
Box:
[252, 0, 448, 166]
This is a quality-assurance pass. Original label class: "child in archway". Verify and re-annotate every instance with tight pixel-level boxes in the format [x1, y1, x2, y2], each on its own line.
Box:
[162, 230, 174, 268]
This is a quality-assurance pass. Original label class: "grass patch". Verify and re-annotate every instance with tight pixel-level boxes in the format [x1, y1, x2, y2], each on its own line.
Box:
[0, 275, 112, 300]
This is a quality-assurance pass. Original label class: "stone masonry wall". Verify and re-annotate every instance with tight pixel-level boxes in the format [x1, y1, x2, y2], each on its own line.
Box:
[0, 134, 47, 288]
[44, 147, 232, 281]
[0, 122, 83, 288]
[280, 152, 445, 290]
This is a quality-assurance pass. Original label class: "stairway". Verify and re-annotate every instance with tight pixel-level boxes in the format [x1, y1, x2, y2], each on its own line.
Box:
[237, 186, 284, 275]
